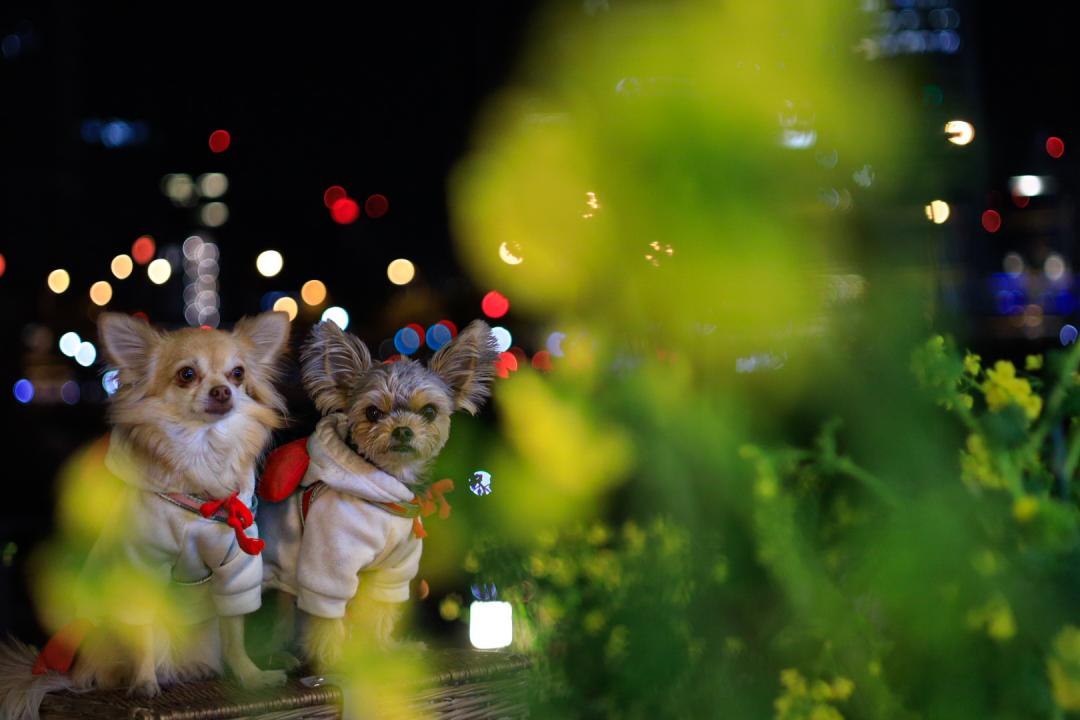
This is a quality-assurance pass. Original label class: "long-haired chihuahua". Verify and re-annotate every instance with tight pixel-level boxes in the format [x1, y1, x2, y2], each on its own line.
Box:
[1, 311, 290, 720]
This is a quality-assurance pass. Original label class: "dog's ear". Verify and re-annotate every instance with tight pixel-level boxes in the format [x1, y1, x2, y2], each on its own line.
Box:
[234, 311, 291, 366]
[301, 321, 373, 414]
[98, 312, 160, 377]
[428, 319, 498, 415]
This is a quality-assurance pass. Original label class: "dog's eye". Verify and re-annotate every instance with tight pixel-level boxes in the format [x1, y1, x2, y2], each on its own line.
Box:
[176, 367, 197, 385]
[420, 404, 437, 423]
[365, 406, 384, 423]
[231, 366, 244, 381]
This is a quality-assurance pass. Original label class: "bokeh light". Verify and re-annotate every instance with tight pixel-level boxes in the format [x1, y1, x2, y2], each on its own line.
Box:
[59, 332, 81, 357]
[387, 258, 415, 285]
[394, 327, 421, 355]
[365, 194, 389, 219]
[322, 306, 349, 330]
[60, 381, 80, 405]
[208, 129, 231, 153]
[532, 350, 553, 372]
[132, 235, 156, 264]
[944, 120, 975, 145]
[0, 253, 6, 278]
[924, 200, 950, 224]
[162, 174, 196, 206]
[301, 279, 327, 305]
[468, 470, 493, 496]
[75, 341, 97, 367]
[1045, 254, 1067, 282]
[1003, 252, 1025, 276]
[426, 323, 452, 351]
[272, 296, 299, 321]
[47, 269, 70, 294]
[546, 331, 566, 357]
[111, 254, 133, 280]
[13, 379, 34, 404]
[406, 323, 426, 347]
[491, 326, 512, 352]
[498, 241, 524, 265]
[147, 258, 172, 284]
[102, 369, 120, 395]
[89, 281, 113, 306]
[982, 210, 1002, 233]
[1010, 175, 1046, 197]
[323, 186, 347, 208]
[1047, 136, 1065, 159]
[197, 173, 229, 198]
[1062, 324, 1079, 346]
[438, 319, 458, 337]
[200, 201, 229, 227]
[256, 250, 284, 277]
[331, 197, 360, 224]
[481, 290, 510, 318]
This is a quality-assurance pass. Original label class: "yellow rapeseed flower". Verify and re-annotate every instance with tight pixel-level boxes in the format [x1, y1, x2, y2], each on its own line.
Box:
[960, 434, 1006, 490]
[964, 353, 981, 376]
[983, 360, 1042, 421]
[1049, 626, 1080, 711]
[1013, 495, 1039, 522]
[1025, 354, 1043, 371]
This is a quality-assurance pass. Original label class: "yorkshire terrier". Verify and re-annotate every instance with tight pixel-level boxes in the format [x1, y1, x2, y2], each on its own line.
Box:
[259, 319, 497, 669]
[0, 312, 290, 720]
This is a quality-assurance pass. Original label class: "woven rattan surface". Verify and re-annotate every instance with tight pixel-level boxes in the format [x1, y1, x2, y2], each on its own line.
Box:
[39, 649, 530, 719]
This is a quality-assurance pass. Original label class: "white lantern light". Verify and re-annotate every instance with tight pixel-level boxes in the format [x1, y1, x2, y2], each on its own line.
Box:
[469, 601, 513, 650]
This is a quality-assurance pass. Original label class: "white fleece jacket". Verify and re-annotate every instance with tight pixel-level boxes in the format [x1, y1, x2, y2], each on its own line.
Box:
[261, 414, 423, 618]
[82, 433, 264, 625]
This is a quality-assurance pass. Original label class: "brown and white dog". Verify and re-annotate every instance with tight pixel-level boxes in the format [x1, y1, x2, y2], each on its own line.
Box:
[260, 319, 497, 669]
[1, 312, 290, 720]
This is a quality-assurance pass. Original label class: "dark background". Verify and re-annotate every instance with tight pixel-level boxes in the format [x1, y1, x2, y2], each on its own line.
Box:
[2, 0, 1076, 643]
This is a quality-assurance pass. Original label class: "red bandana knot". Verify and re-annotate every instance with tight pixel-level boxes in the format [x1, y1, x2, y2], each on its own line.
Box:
[200, 493, 265, 555]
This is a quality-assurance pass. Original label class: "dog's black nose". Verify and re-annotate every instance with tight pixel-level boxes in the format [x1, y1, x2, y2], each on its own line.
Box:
[392, 426, 414, 442]
[209, 385, 232, 402]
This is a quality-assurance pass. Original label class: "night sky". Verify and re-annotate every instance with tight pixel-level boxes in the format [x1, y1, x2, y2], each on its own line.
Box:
[1, 0, 1077, 639]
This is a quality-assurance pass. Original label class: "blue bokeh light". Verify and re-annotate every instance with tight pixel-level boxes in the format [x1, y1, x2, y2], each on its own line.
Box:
[394, 327, 421, 356]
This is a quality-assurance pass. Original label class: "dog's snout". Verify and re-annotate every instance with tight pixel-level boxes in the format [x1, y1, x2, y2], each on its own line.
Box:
[209, 385, 232, 403]
[392, 426, 414, 442]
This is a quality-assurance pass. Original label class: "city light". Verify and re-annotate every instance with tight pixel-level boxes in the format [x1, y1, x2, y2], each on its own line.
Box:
[321, 306, 349, 330]
[387, 259, 415, 285]
[209, 129, 231, 153]
[89, 281, 113, 306]
[1047, 137, 1065, 159]
[132, 235, 156, 264]
[1009, 175, 1048, 197]
[200, 202, 229, 227]
[147, 258, 172, 284]
[330, 198, 360, 224]
[272, 296, 299, 321]
[924, 200, 950, 224]
[47, 269, 70, 294]
[111, 254, 133, 279]
[75, 341, 97, 367]
[197, 173, 229, 198]
[982, 210, 1002, 233]
[59, 332, 81, 357]
[256, 250, 284, 277]
[301, 279, 327, 305]
[944, 120, 975, 145]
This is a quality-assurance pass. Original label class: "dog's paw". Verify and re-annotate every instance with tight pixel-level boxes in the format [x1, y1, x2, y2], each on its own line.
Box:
[236, 667, 288, 689]
[128, 676, 161, 698]
[269, 650, 303, 671]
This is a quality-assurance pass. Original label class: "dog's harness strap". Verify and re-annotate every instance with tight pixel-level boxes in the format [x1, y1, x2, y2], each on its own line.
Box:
[298, 480, 430, 539]
[156, 492, 264, 556]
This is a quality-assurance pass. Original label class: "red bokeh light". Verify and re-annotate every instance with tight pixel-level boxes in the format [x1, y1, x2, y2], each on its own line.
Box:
[132, 311, 149, 322]
[323, 186, 347, 209]
[1012, 194, 1030, 209]
[481, 290, 509, 319]
[383, 354, 403, 364]
[509, 346, 527, 364]
[406, 323, 426, 347]
[132, 235, 156, 265]
[331, 198, 360, 224]
[0, 253, 6, 279]
[494, 351, 519, 378]
[437, 319, 458, 337]
[365, 194, 389, 219]
[1047, 137, 1065, 159]
[532, 350, 553, 372]
[981, 210, 1002, 233]
[208, 130, 231, 153]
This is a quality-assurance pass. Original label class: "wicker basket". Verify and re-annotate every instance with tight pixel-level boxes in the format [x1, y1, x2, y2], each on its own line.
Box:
[39, 649, 530, 720]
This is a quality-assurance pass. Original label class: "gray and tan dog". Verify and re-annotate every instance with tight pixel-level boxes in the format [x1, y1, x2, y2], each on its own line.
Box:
[260, 319, 497, 669]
